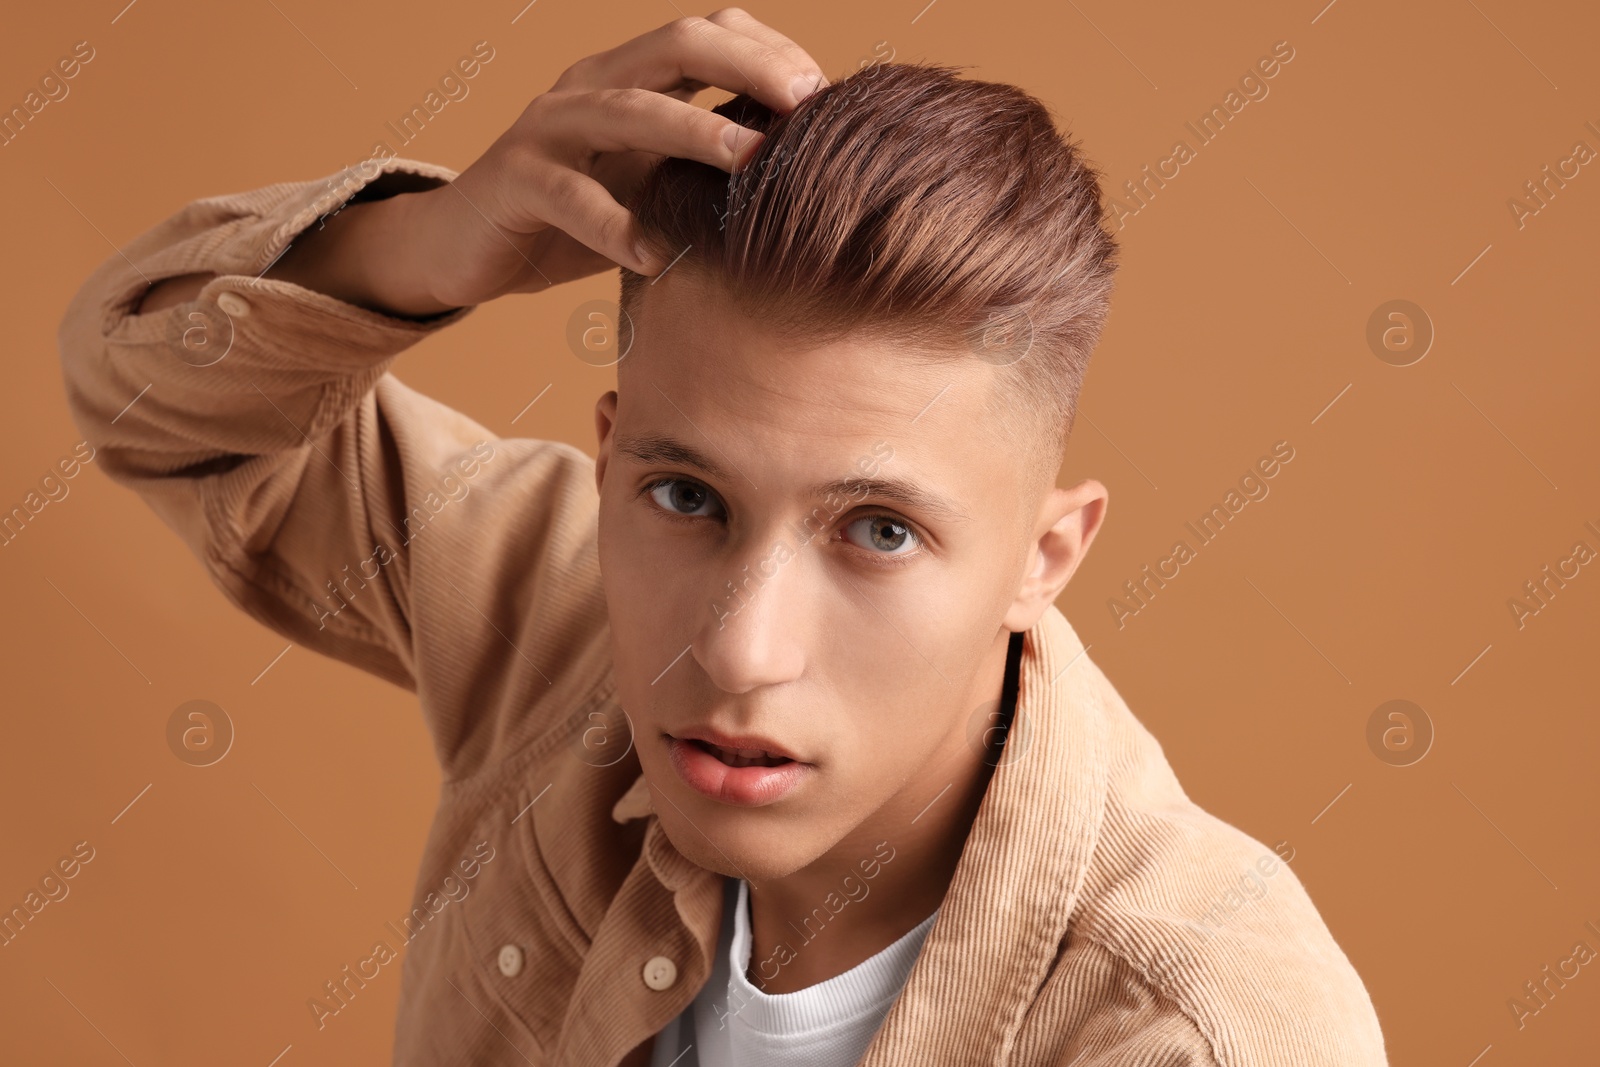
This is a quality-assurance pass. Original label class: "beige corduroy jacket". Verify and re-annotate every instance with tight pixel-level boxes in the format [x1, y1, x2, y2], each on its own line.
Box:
[56, 157, 1388, 1067]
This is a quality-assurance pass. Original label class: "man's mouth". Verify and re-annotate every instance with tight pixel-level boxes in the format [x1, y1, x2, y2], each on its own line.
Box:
[685, 738, 795, 768]
[666, 732, 813, 806]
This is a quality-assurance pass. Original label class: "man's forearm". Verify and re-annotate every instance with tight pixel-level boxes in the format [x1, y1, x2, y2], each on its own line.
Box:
[135, 186, 456, 320]
[263, 190, 460, 319]
[64, 160, 476, 490]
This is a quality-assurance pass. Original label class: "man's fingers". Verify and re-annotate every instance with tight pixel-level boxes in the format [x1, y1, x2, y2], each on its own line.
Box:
[501, 13, 827, 282]
[529, 166, 663, 275]
[560, 14, 826, 113]
[703, 7, 829, 94]
[541, 88, 767, 174]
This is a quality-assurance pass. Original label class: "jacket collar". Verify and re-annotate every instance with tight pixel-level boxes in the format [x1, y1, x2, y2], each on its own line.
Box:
[610, 604, 1110, 1062]
[611, 768, 654, 825]
[861, 604, 1110, 1063]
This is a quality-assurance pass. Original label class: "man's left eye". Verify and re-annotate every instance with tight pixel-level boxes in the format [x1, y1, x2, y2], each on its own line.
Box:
[842, 515, 919, 556]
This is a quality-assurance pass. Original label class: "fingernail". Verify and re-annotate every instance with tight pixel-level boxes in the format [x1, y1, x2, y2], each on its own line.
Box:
[791, 74, 822, 104]
[723, 124, 751, 153]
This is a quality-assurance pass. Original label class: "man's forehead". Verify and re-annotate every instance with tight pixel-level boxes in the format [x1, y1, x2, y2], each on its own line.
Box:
[615, 268, 1021, 521]
[626, 267, 985, 414]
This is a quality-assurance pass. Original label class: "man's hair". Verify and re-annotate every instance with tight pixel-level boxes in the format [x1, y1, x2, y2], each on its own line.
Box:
[618, 61, 1119, 498]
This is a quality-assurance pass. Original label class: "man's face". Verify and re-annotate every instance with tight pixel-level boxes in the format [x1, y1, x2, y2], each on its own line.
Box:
[593, 271, 1048, 883]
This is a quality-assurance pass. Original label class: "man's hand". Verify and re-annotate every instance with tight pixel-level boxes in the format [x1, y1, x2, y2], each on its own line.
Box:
[275, 9, 827, 317]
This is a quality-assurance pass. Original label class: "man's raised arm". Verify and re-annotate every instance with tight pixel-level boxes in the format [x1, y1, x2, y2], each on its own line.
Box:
[54, 10, 828, 771]
[55, 158, 488, 692]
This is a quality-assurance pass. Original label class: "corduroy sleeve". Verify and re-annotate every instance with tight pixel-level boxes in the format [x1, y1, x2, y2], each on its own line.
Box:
[54, 157, 483, 693]
[54, 160, 615, 782]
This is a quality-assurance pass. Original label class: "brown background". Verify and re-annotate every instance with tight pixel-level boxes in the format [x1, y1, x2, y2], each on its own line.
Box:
[2, 0, 1596, 1063]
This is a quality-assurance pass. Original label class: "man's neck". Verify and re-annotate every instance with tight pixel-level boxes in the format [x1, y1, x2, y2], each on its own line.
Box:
[741, 631, 1020, 995]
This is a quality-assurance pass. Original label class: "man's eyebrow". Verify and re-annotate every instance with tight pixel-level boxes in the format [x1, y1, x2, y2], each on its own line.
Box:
[615, 434, 732, 481]
[613, 433, 971, 523]
[817, 476, 973, 525]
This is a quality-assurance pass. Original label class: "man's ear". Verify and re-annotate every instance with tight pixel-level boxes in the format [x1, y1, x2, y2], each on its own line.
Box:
[593, 390, 619, 495]
[1002, 478, 1109, 633]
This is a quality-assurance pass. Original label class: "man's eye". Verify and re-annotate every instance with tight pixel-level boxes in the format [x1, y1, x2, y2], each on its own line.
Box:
[647, 478, 722, 518]
[842, 515, 920, 557]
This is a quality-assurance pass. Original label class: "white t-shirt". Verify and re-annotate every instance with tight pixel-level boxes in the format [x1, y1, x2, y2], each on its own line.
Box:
[649, 875, 939, 1067]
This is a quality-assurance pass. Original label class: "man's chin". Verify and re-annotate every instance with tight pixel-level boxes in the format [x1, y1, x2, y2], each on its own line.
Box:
[651, 798, 823, 884]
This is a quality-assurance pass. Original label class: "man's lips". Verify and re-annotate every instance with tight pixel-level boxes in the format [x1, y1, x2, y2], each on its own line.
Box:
[665, 732, 813, 806]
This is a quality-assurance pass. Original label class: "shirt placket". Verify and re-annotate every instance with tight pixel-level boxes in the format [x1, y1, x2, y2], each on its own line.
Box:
[551, 816, 723, 1067]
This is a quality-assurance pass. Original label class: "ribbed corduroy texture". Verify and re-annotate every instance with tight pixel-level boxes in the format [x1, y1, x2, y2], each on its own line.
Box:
[56, 159, 1388, 1066]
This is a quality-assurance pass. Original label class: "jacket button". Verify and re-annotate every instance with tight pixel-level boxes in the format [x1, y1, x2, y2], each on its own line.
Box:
[497, 944, 524, 977]
[216, 291, 251, 317]
[642, 955, 677, 991]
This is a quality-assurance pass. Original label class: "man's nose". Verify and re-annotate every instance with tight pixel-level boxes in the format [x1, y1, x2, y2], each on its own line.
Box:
[691, 540, 807, 694]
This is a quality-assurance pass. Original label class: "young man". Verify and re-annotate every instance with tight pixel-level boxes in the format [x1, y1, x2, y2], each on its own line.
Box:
[58, 10, 1386, 1066]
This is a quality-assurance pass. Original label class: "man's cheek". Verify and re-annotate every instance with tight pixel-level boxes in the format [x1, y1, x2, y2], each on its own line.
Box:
[606, 522, 701, 638]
